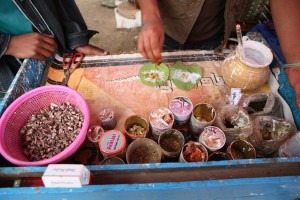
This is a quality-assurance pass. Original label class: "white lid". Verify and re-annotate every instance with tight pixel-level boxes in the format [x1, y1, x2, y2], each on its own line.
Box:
[99, 130, 126, 155]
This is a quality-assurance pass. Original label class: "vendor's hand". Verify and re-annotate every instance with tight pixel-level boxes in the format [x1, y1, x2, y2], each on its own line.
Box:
[138, 17, 164, 64]
[5, 33, 58, 61]
[75, 44, 108, 56]
[286, 67, 300, 107]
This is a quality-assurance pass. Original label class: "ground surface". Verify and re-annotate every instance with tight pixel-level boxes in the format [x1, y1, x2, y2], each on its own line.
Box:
[76, 0, 140, 54]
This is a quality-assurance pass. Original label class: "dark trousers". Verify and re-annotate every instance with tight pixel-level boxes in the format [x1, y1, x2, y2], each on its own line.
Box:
[163, 30, 224, 51]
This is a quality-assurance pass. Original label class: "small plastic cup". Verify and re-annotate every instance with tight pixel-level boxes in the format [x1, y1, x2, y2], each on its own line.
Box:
[199, 126, 226, 152]
[169, 96, 193, 128]
[189, 103, 216, 137]
[179, 141, 208, 163]
[124, 115, 149, 141]
[87, 125, 105, 143]
[226, 139, 256, 159]
[126, 138, 161, 164]
[158, 129, 185, 161]
[149, 107, 174, 141]
[99, 108, 117, 130]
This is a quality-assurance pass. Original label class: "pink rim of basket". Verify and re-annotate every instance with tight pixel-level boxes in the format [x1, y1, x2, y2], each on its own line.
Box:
[0, 85, 90, 166]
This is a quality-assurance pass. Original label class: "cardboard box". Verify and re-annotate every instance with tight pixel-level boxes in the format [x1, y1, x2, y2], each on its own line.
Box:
[42, 164, 90, 188]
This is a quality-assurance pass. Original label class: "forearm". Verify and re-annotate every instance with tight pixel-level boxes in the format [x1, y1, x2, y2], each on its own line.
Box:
[139, 0, 161, 24]
[270, 0, 300, 64]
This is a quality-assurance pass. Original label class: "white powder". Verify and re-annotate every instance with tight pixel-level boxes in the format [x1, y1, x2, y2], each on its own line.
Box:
[171, 69, 201, 84]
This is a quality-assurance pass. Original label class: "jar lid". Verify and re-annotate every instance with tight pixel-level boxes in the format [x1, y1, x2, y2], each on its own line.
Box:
[99, 130, 126, 155]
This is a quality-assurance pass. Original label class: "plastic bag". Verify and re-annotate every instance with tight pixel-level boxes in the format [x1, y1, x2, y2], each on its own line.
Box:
[241, 93, 284, 118]
[248, 115, 292, 156]
[215, 105, 253, 145]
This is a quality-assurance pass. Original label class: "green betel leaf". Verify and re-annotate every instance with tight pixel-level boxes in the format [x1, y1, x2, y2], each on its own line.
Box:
[170, 61, 202, 91]
[139, 63, 169, 87]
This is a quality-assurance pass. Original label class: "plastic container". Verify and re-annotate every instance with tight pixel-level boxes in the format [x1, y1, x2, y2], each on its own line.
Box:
[158, 129, 185, 161]
[98, 130, 127, 159]
[124, 115, 149, 141]
[278, 132, 300, 157]
[0, 85, 90, 166]
[87, 125, 105, 143]
[126, 138, 161, 164]
[188, 103, 216, 138]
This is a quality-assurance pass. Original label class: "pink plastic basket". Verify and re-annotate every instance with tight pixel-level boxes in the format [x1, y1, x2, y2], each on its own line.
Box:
[0, 85, 90, 166]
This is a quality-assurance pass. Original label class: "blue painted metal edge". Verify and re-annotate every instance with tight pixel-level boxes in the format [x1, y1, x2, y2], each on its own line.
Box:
[1, 157, 299, 174]
[1, 176, 299, 195]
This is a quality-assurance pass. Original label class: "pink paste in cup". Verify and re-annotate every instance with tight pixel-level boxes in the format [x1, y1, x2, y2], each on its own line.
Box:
[169, 96, 193, 116]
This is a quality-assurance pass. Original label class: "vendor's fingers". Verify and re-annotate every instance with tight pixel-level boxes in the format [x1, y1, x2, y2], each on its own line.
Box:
[138, 33, 148, 60]
[39, 39, 58, 54]
[40, 34, 58, 51]
[150, 34, 163, 64]
[30, 47, 53, 61]
[143, 35, 156, 63]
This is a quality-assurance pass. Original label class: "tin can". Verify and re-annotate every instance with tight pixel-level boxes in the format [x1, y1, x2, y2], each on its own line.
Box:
[208, 151, 231, 161]
[100, 156, 125, 165]
[169, 96, 193, 128]
[99, 108, 117, 130]
[226, 139, 256, 159]
[124, 115, 149, 141]
[199, 126, 226, 152]
[179, 141, 208, 163]
[188, 103, 216, 138]
[149, 107, 174, 141]
[158, 129, 185, 161]
[98, 130, 127, 160]
[126, 138, 162, 164]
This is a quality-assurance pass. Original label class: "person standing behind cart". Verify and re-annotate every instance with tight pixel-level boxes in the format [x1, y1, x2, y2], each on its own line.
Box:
[137, 0, 229, 65]
[0, 0, 107, 100]
[137, 0, 300, 108]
